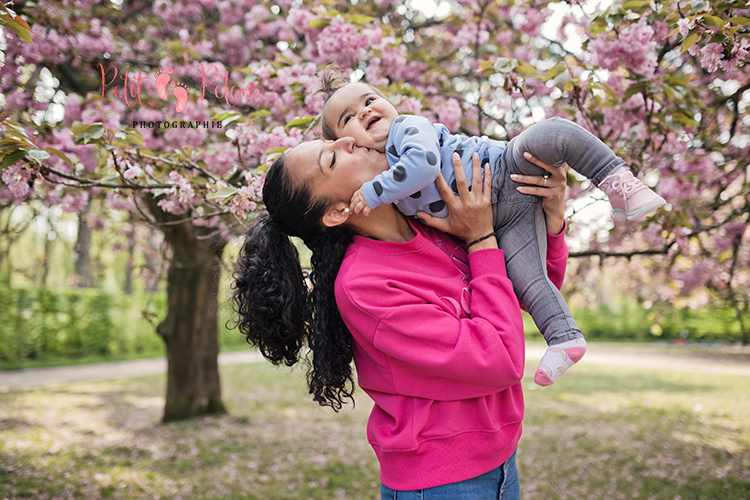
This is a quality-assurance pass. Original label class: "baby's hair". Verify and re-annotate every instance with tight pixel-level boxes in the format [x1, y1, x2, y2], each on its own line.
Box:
[317, 64, 389, 140]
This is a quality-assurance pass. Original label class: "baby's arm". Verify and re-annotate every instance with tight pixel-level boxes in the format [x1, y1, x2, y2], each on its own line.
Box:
[360, 115, 442, 210]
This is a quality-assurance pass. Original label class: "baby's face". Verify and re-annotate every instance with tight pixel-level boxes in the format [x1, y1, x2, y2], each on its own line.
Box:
[324, 83, 398, 153]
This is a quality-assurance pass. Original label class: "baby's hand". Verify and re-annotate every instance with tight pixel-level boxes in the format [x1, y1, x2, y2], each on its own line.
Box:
[350, 188, 372, 216]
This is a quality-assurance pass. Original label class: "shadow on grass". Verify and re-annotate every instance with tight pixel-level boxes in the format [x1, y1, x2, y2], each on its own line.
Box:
[521, 366, 750, 500]
[0, 365, 379, 500]
[2, 362, 748, 500]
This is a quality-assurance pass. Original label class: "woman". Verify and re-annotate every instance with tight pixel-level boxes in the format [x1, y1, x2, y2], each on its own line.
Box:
[232, 137, 569, 498]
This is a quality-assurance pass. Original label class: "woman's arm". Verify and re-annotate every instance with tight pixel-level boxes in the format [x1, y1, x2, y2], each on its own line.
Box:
[416, 151, 497, 250]
[510, 152, 568, 235]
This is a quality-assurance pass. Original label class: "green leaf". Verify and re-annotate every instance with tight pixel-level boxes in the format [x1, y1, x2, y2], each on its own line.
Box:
[99, 176, 121, 184]
[349, 14, 375, 25]
[0, 9, 34, 44]
[220, 114, 241, 127]
[545, 63, 566, 81]
[591, 82, 618, 99]
[265, 146, 289, 154]
[73, 124, 106, 145]
[308, 18, 331, 29]
[624, 82, 648, 100]
[479, 60, 495, 72]
[689, 0, 710, 13]
[27, 149, 50, 165]
[622, 0, 648, 10]
[494, 57, 517, 74]
[207, 186, 238, 200]
[681, 32, 699, 54]
[2, 128, 29, 142]
[728, 16, 750, 26]
[1, 149, 28, 168]
[516, 64, 540, 77]
[44, 147, 74, 166]
[702, 15, 725, 26]
[285, 116, 315, 129]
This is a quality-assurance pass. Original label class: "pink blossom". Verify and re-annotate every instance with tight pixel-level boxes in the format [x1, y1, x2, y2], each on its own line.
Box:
[287, 7, 319, 34]
[60, 192, 90, 213]
[247, 126, 302, 164]
[513, 7, 548, 37]
[433, 98, 462, 132]
[72, 22, 116, 57]
[673, 155, 714, 182]
[380, 48, 407, 81]
[364, 58, 389, 88]
[723, 221, 748, 237]
[720, 38, 748, 71]
[64, 94, 84, 122]
[657, 176, 697, 200]
[588, 19, 658, 77]
[316, 18, 369, 65]
[123, 162, 144, 180]
[1, 164, 33, 202]
[699, 43, 723, 73]
[168, 170, 196, 204]
[107, 191, 133, 211]
[229, 184, 261, 216]
[398, 97, 423, 114]
[453, 24, 482, 48]
[157, 198, 189, 215]
[82, 99, 126, 130]
[677, 260, 713, 292]
[677, 18, 694, 37]
[37, 29, 70, 63]
[202, 144, 237, 177]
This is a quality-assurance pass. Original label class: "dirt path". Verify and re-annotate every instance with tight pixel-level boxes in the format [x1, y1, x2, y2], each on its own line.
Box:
[1, 343, 748, 392]
[527, 343, 750, 378]
[0, 350, 265, 392]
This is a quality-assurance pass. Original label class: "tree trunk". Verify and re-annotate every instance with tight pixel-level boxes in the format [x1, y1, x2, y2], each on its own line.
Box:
[74, 201, 92, 287]
[123, 239, 134, 295]
[145, 196, 228, 422]
[41, 210, 55, 287]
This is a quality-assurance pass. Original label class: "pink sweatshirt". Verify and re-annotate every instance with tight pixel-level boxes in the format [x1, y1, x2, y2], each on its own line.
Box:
[334, 219, 568, 491]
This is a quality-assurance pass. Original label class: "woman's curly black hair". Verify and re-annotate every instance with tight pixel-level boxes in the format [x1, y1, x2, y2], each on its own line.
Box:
[231, 153, 356, 411]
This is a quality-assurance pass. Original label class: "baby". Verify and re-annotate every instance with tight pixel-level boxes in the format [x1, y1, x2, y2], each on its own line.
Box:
[318, 71, 665, 386]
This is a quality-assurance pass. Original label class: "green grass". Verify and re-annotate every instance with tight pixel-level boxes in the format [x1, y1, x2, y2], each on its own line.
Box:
[1, 354, 749, 499]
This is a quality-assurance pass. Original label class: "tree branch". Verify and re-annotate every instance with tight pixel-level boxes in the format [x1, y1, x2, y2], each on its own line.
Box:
[38, 163, 173, 189]
[570, 245, 673, 260]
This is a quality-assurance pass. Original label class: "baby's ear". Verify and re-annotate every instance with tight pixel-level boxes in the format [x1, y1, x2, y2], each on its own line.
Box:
[322, 204, 350, 228]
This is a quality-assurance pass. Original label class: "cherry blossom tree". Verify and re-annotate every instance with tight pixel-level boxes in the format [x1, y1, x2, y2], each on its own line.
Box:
[1, 0, 748, 420]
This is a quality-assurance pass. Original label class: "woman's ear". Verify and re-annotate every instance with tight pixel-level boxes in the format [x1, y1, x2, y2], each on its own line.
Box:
[322, 204, 350, 228]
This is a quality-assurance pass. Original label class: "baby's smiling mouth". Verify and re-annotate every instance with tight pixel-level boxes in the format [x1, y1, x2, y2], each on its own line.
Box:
[366, 116, 380, 130]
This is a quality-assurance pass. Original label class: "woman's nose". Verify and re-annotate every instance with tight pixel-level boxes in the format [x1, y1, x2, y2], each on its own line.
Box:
[336, 136, 356, 152]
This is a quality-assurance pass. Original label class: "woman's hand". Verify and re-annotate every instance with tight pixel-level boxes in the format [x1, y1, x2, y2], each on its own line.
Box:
[417, 152, 496, 251]
[511, 152, 568, 235]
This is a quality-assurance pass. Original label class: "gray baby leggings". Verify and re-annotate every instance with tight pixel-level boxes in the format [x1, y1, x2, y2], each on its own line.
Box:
[492, 117, 623, 345]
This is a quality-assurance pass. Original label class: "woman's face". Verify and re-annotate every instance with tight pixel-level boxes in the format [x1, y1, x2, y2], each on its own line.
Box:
[286, 137, 389, 205]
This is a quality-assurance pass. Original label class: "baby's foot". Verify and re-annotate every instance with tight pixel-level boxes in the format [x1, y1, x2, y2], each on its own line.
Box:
[154, 68, 173, 99]
[171, 81, 189, 112]
[599, 168, 665, 221]
[534, 338, 587, 386]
